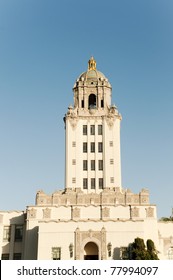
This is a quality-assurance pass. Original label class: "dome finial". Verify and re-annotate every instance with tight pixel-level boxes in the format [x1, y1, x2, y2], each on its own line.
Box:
[88, 56, 96, 70]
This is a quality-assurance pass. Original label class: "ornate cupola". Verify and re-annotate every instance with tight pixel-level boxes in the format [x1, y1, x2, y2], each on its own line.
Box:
[72, 56, 112, 114]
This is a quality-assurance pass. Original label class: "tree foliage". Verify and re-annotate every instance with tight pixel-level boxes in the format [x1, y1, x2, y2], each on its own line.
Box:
[146, 239, 159, 260]
[160, 217, 173, 222]
[127, 237, 159, 260]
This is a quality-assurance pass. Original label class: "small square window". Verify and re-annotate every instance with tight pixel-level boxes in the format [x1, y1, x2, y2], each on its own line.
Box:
[110, 141, 113, 147]
[72, 141, 76, 147]
[72, 159, 76, 165]
[72, 178, 76, 183]
[110, 177, 114, 183]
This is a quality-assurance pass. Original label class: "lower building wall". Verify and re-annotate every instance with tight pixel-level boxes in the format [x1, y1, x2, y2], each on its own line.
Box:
[37, 219, 159, 260]
[1, 211, 173, 260]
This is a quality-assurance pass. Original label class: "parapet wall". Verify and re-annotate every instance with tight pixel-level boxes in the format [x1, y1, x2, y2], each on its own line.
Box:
[35, 188, 150, 207]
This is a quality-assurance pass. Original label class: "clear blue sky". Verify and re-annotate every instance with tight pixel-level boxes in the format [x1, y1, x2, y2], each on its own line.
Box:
[0, 0, 173, 218]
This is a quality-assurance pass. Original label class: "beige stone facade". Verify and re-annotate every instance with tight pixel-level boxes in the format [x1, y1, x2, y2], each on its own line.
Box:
[0, 58, 173, 260]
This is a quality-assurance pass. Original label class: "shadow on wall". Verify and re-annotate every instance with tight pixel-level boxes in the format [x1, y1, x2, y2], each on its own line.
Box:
[23, 226, 39, 260]
[112, 247, 121, 260]
[3, 214, 39, 260]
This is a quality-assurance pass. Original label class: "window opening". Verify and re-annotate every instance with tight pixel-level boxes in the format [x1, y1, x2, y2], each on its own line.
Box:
[91, 178, 96, 189]
[88, 94, 96, 109]
[83, 178, 88, 189]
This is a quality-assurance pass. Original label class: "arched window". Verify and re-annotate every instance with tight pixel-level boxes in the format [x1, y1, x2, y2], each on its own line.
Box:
[88, 94, 96, 109]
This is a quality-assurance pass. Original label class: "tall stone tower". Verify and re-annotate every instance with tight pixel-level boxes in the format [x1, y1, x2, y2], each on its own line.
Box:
[64, 57, 122, 193]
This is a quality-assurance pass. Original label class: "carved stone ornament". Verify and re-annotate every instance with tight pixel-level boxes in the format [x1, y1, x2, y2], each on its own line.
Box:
[146, 207, 154, 218]
[43, 208, 51, 219]
[66, 107, 78, 128]
[106, 116, 114, 127]
[131, 207, 139, 218]
[72, 207, 80, 219]
[28, 208, 37, 219]
[102, 207, 110, 218]
[75, 227, 106, 260]
[69, 117, 78, 128]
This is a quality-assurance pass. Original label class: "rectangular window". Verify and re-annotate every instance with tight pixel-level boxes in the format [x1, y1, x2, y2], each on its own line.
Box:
[98, 160, 103, 170]
[72, 178, 76, 183]
[110, 177, 114, 183]
[52, 247, 61, 260]
[91, 178, 95, 189]
[83, 178, 88, 189]
[81, 100, 84, 108]
[13, 253, 22, 260]
[72, 141, 76, 147]
[83, 125, 87, 135]
[99, 178, 103, 189]
[72, 159, 76, 165]
[110, 141, 113, 147]
[110, 159, 114, 164]
[90, 125, 95, 135]
[83, 160, 88, 171]
[83, 142, 87, 153]
[1, 254, 9, 260]
[98, 125, 102, 135]
[15, 225, 23, 242]
[3, 226, 11, 242]
[90, 142, 95, 153]
[98, 142, 103, 152]
[91, 160, 95, 170]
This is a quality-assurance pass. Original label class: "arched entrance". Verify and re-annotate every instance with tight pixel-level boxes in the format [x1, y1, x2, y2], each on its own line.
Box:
[75, 227, 106, 260]
[84, 242, 99, 260]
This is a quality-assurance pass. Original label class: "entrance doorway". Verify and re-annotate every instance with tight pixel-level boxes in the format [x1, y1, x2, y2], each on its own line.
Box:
[84, 242, 99, 260]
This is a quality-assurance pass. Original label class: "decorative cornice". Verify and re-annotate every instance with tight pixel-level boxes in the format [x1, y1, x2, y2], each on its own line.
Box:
[38, 218, 145, 224]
